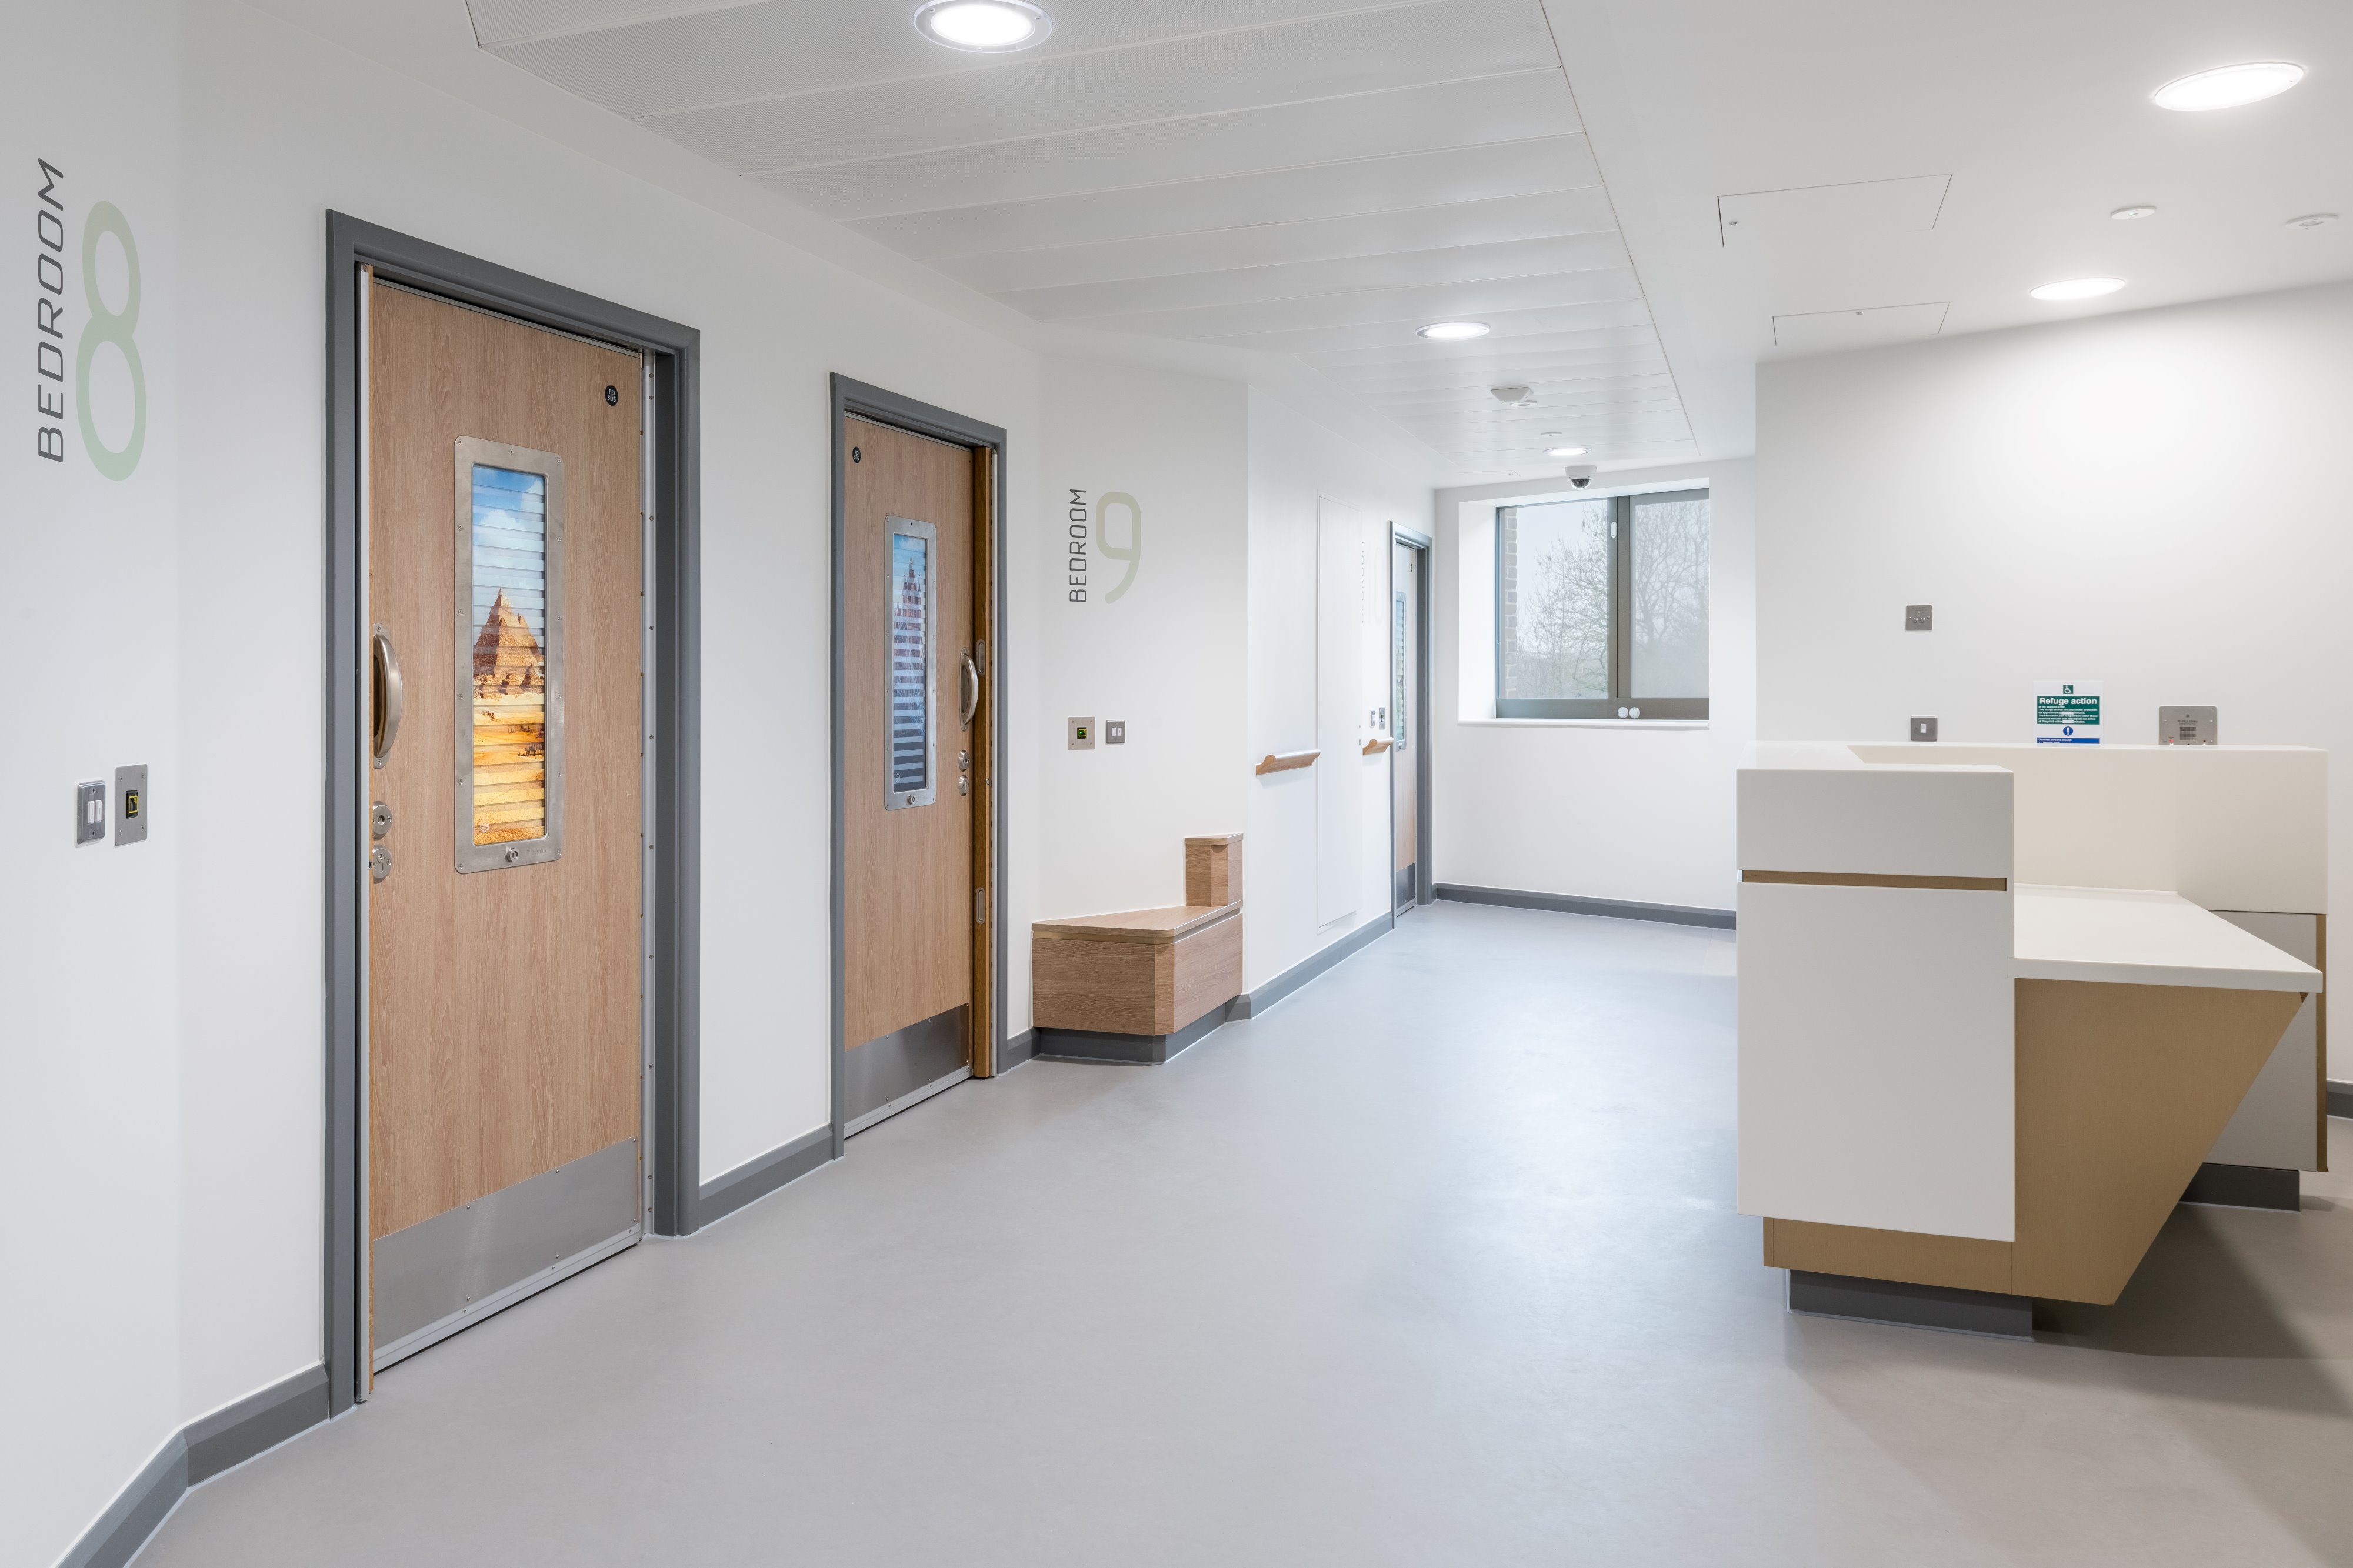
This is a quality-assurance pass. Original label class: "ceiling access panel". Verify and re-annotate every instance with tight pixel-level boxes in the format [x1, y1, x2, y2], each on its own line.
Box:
[845, 137, 1602, 256]
[1324, 362, 1678, 402]
[482, 0, 1391, 117]
[636, 1, 1564, 172]
[1770, 302, 1950, 353]
[761, 69, 1581, 221]
[1718, 174, 1952, 246]
[994, 233, 1637, 322]
[936, 188, 1622, 295]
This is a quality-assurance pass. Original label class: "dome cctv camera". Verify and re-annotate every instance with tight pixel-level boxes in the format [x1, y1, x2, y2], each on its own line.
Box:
[1565, 463, 1599, 488]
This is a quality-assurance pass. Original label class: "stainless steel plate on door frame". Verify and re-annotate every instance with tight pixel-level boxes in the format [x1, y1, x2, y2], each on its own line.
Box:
[884, 514, 938, 811]
[454, 436, 566, 872]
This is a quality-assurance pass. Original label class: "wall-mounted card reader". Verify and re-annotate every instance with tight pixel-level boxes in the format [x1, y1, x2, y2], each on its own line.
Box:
[2158, 706, 2217, 745]
[1068, 717, 1095, 750]
[115, 765, 148, 845]
[76, 781, 106, 845]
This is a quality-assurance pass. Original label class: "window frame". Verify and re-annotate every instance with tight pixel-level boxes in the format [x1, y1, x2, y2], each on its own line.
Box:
[1494, 487, 1709, 721]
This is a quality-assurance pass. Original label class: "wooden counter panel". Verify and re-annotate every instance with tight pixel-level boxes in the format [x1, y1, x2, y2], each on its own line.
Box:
[2011, 978, 2304, 1304]
[1763, 1218, 2014, 1295]
[1033, 934, 1164, 1035]
[1170, 912, 1244, 1033]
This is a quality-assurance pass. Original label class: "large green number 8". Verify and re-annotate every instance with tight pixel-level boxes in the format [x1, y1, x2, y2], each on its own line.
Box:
[75, 201, 146, 481]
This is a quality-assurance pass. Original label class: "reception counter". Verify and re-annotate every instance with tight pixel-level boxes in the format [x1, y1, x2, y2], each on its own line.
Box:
[1738, 742, 2325, 1332]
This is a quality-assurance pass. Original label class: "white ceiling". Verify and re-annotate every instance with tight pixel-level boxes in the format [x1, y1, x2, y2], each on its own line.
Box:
[463, 0, 2353, 480]
[1544, 0, 2353, 458]
[469, 0, 1697, 478]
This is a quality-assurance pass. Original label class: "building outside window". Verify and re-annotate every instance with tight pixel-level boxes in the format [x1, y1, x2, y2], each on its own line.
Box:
[1497, 488, 1708, 720]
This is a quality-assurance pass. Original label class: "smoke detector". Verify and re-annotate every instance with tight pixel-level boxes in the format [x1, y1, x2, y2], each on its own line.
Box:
[1489, 385, 1537, 407]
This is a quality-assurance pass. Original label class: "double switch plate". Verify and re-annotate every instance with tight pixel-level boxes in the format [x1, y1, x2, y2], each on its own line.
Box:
[76, 765, 149, 846]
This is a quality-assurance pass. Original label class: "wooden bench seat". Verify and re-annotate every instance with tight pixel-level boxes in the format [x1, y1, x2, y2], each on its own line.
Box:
[1031, 835, 1244, 1061]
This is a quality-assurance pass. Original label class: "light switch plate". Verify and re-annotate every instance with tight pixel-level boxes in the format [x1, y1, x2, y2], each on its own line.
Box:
[1067, 716, 1095, 750]
[76, 780, 106, 845]
[115, 764, 148, 845]
[1910, 716, 1938, 742]
[1105, 720, 1126, 745]
[1905, 605, 1933, 632]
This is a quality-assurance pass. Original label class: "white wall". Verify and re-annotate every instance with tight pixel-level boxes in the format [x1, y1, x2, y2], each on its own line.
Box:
[1754, 279, 2353, 1070]
[1246, 391, 1435, 985]
[1033, 359, 1249, 941]
[1429, 460, 1758, 913]
[7, 3, 1044, 1562]
[3, 6, 186, 1558]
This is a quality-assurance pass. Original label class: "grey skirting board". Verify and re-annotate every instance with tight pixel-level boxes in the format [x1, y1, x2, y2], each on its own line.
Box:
[1035, 1002, 1235, 1065]
[696, 1124, 835, 1229]
[1434, 883, 1735, 930]
[1787, 1270, 2033, 1339]
[60, 1364, 331, 1568]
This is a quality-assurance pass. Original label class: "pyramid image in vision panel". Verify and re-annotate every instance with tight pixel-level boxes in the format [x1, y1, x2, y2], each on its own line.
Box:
[471, 590, 548, 846]
[469, 459, 552, 849]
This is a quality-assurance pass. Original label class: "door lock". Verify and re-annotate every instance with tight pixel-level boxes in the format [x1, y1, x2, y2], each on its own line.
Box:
[369, 845, 393, 883]
[372, 800, 394, 840]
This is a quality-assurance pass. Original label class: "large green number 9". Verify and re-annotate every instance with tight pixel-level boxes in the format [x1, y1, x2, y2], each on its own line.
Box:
[75, 201, 146, 481]
[1098, 491, 1142, 603]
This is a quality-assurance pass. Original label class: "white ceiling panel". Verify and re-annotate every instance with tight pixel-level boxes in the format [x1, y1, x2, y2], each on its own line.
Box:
[1072, 271, 1647, 342]
[639, 2, 1560, 171]
[936, 189, 1618, 294]
[1770, 301, 1949, 352]
[1212, 299, 1658, 357]
[761, 70, 1578, 218]
[479, 0, 1707, 479]
[482, 0, 1402, 113]
[841, 136, 1604, 256]
[1299, 322, 1667, 371]
[997, 234, 1634, 322]
[1322, 356, 1674, 395]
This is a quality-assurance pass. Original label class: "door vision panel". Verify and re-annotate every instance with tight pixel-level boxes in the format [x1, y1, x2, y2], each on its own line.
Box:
[366, 281, 644, 1369]
[843, 417, 976, 1131]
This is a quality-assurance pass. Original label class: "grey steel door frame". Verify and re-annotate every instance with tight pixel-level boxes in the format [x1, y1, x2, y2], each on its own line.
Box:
[1394, 526, 1434, 906]
[325, 212, 702, 1417]
[829, 375, 1011, 1157]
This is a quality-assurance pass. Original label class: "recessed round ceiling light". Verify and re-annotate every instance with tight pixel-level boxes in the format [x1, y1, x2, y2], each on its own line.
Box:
[2110, 205, 2158, 221]
[2286, 212, 2340, 230]
[1417, 321, 1489, 341]
[914, 0, 1051, 52]
[2030, 276, 2127, 302]
[1545, 446, 1587, 458]
[2152, 61, 2305, 111]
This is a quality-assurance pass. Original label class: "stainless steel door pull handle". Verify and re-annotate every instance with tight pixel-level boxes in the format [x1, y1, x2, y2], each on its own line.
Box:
[372, 624, 404, 766]
[959, 650, 979, 729]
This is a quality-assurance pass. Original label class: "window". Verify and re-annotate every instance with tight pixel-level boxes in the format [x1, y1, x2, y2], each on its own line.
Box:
[884, 515, 936, 809]
[1495, 488, 1708, 720]
[454, 438, 565, 872]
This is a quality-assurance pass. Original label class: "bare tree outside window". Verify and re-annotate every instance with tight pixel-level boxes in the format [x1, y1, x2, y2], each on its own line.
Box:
[1500, 500, 1611, 698]
[1497, 490, 1709, 719]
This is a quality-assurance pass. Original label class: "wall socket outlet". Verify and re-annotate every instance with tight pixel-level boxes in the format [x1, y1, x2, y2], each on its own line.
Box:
[1910, 716, 1938, 742]
[1105, 720, 1126, 745]
[1905, 604, 1933, 632]
[1067, 716, 1094, 750]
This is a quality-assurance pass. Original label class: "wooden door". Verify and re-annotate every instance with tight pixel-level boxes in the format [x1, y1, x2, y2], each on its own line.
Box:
[366, 281, 642, 1368]
[1392, 541, 1420, 909]
[843, 417, 976, 1129]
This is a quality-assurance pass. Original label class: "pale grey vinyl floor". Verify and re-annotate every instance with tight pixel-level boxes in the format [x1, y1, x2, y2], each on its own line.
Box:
[141, 902, 2353, 1567]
